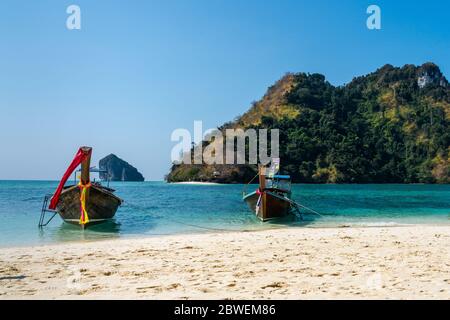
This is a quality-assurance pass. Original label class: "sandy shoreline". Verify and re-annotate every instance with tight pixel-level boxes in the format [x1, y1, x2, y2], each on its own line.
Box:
[170, 181, 222, 185]
[0, 226, 449, 299]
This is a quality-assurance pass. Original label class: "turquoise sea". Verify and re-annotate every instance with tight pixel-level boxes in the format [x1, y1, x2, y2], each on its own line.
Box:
[0, 181, 449, 247]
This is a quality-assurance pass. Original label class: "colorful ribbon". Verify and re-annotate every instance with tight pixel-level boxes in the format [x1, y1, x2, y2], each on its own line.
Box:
[78, 181, 91, 225]
[49, 148, 92, 210]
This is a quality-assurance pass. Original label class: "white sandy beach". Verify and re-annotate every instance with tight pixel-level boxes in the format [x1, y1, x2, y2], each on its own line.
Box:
[0, 225, 449, 299]
[171, 181, 222, 185]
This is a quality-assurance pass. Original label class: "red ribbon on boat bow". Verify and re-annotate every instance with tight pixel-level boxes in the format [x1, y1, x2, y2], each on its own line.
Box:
[49, 148, 92, 210]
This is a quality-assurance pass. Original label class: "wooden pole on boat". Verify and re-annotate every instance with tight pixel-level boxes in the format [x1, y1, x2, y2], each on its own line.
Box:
[80, 147, 92, 204]
[258, 165, 267, 220]
[79, 147, 92, 229]
[258, 165, 266, 189]
[80, 147, 92, 185]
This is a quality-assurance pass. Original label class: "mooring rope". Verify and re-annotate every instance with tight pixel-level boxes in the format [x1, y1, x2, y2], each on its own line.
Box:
[122, 200, 245, 232]
[242, 172, 259, 196]
[122, 195, 324, 233]
[287, 198, 324, 218]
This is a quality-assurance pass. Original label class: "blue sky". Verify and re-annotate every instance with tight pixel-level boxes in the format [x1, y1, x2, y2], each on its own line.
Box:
[0, 0, 448, 180]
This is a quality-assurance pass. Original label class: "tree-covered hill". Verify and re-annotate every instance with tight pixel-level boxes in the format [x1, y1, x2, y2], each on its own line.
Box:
[167, 63, 449, 183]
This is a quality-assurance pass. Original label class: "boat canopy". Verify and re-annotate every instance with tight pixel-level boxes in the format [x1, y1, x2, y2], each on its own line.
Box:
[75, 167, 107, 173]
[266, 174, 290, 180]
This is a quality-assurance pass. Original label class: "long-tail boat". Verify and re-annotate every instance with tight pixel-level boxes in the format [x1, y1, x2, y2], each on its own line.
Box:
[48, 147, 123, 228]
[243, 159, 293, 221]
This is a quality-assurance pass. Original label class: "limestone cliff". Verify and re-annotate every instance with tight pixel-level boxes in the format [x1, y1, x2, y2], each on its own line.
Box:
[99, 154, 145, 182]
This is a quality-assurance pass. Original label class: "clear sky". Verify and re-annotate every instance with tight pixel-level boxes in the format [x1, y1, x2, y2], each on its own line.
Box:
[0, 0, 448, 180]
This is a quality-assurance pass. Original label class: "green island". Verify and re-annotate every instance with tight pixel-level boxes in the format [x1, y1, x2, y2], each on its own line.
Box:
[167, 63, 449, 184]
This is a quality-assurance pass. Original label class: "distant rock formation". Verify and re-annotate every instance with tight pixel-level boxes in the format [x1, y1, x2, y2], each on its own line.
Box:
[99, 154, 145, 182]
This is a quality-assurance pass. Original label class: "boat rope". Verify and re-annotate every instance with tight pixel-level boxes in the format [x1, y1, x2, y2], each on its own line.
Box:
[122, 200, 248, 233]
[242, 172, 259, 196]
[78, 181, 91, 225]
[164, 218, 242, 232]
[247, 172, 259, 185]
[286, 198, 324, 218]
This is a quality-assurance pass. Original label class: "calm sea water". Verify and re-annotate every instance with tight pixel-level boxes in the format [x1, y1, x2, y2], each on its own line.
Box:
[0, 181, 449, 247]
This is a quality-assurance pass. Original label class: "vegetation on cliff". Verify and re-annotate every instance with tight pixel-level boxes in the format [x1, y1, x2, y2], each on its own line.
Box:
[167, 63, 449, 183]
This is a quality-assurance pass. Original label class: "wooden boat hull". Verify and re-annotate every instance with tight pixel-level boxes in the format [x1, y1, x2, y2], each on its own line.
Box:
[243, 190, 291, 221]
[56, 184, 122, 227]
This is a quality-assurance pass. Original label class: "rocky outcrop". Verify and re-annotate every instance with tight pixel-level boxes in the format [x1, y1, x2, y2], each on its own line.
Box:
[99, 154, 144, 182]
[166, 164, 257, 184]
[417, 62, 448, 88]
